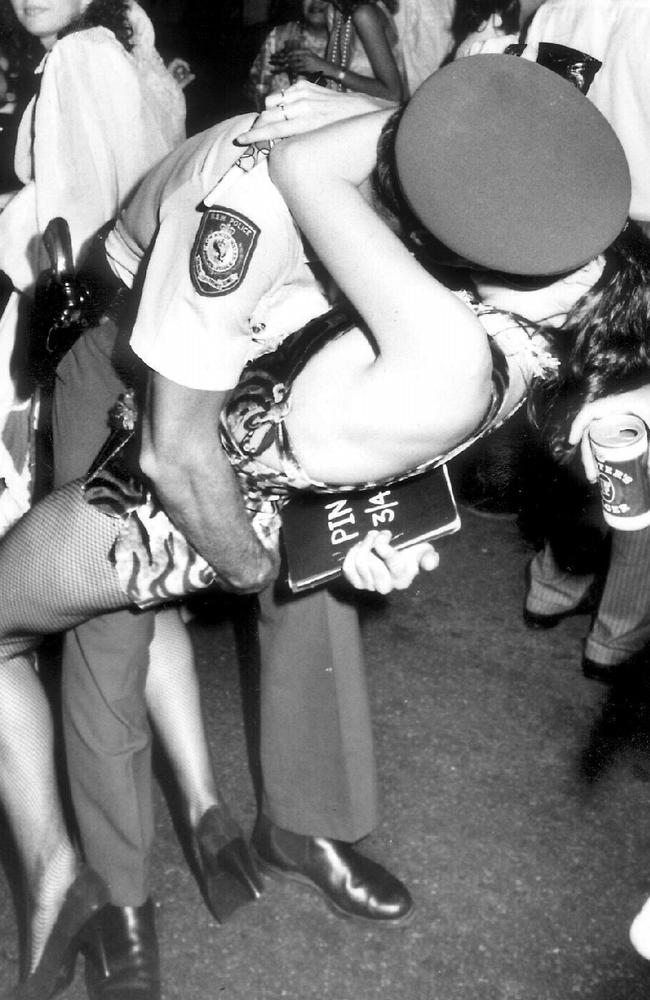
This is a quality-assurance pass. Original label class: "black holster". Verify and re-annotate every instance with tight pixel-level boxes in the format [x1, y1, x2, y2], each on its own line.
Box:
[29, 222, 129, 386]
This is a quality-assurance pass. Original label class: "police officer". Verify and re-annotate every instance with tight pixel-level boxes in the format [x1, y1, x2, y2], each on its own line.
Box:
[53, 108, 413, 1000]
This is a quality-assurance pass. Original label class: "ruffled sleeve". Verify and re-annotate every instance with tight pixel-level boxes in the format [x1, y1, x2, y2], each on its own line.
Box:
[31, 29, 181, 275]
[0, 25, 186, 292]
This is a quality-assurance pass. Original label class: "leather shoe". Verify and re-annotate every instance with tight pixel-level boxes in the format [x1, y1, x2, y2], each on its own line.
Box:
[195, 803, 264, 923]
[582, 651, 649, 685]
[523, 590, 597, 630]
[251, 816, 414, 925]
[82, 899, 160, 1000]
[523, 606, 583, 629]
[522, 559, 598, 630]
[582, 656, 618, 684]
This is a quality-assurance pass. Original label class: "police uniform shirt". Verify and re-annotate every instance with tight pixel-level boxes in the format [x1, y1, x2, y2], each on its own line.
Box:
[106, 114, 330, 392]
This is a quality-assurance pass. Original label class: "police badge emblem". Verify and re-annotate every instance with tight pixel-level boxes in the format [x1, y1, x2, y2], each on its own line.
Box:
[190, 207, 260, 296]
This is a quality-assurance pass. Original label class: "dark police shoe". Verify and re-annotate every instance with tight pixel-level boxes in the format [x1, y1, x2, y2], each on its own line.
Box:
[251, 816, 414, 926]
[82, 900, 160, 1000]
[195, 803, 264, 923]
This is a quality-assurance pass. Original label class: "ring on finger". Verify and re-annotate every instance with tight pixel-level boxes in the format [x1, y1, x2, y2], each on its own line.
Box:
[278, 102, 289, 122]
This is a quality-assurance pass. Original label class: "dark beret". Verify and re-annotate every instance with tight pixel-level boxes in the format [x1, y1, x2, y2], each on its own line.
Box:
[395, 55, 631, 276]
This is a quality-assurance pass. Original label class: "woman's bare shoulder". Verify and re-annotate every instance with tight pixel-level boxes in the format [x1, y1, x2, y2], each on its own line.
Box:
[351, 3, 387, 29]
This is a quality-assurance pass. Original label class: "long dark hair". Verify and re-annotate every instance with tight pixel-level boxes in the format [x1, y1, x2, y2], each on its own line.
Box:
[0, 0, 133, 73]
[0, 1, 41, 74]
[451, 0, 520, 45]
[532, 221, 650, 460]
[371, 115, 650, 463]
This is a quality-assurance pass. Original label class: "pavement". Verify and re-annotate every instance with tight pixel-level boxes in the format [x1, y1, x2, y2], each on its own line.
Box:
[2, 467, 650, 999]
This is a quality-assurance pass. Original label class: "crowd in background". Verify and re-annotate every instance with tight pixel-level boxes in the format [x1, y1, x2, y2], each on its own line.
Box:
[1, 2, 650, 999]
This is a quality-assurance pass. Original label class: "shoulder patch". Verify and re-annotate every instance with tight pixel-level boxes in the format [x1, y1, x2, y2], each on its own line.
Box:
[190, 207, 261, 297]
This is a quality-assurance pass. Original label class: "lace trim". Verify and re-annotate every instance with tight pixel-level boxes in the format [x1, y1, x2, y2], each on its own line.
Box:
[453, 288, 560, 379]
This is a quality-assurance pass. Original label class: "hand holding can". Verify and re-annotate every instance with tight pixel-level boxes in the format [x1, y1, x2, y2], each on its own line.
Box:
[588, 413, 650, 530]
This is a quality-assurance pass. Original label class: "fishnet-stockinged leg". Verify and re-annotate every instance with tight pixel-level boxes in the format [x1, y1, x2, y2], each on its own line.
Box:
[146, 607, 222, 828]
[0, 480, 128, 967]
[0, 480, 127, 653]
[0, 660, 77, 970]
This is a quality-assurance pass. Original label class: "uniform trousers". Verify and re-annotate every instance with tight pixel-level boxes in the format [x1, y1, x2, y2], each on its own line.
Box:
[52, 321, 377, 906]
[526, 527, 650, 666]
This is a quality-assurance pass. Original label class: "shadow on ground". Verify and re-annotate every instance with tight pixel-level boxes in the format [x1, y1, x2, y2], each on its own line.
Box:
[2, 496, 650, 999]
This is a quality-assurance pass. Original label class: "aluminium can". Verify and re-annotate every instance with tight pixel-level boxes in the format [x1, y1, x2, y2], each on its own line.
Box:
[589, 413, 650, 530]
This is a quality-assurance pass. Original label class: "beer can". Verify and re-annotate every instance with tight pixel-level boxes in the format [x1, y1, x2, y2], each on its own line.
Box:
[588, 413, 650, 530]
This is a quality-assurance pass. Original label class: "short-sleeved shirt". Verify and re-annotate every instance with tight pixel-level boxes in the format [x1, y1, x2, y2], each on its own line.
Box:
[105, 116, 330, 392]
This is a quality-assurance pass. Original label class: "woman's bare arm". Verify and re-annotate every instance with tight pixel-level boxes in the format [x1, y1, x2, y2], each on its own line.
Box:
[339, 4, 406, 102]
[268, 110, 492, 461]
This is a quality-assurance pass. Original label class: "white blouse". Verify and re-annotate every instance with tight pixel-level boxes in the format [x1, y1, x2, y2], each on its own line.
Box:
[0, 4, 185, 522]
[0, 9, 185, 291]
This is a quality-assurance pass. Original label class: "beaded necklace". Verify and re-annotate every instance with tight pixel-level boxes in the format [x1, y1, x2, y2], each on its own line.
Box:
[327, 9, 353, 90]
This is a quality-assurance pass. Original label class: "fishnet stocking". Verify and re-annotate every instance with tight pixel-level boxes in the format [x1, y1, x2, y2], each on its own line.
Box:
[146, 607, 222, 828]
[0, 660, 77, 969]
[0, 481, 128, 965]
[0, 480, 127, 657]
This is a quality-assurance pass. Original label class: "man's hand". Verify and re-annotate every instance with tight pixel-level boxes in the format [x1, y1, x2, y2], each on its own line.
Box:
[140, 372, 279, 593]
[568, 383, 650, 481]
[342, 530, 439, 594]
[234, 80, 396, 146]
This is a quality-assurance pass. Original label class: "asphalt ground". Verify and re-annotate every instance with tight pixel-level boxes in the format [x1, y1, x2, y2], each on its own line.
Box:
[2, 470, 650, 999]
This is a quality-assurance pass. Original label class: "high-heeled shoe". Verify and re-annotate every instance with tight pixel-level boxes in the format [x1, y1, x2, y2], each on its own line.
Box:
[195, 803, 264, 923]
[9, 865, 109, 1000]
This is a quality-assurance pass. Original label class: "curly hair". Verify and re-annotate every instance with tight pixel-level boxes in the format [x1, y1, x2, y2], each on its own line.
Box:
[531, 221, 650, 461]
[0, 0, 133, 69]
[451, 0, 520, 45]
[61, 0, 133, 49]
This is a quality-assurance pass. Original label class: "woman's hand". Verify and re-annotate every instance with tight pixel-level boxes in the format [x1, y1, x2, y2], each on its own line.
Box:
[569, 383, 650, 481]
[167, 57, 195, 90]
[281, 47, 329, 78]
[269, 46, 328, 78]
[234, 79, 395, 145]
[342, 530, 439, 594]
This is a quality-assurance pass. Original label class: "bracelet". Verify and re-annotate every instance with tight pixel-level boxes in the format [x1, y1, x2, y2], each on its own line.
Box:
[336, 68, 346, 83]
